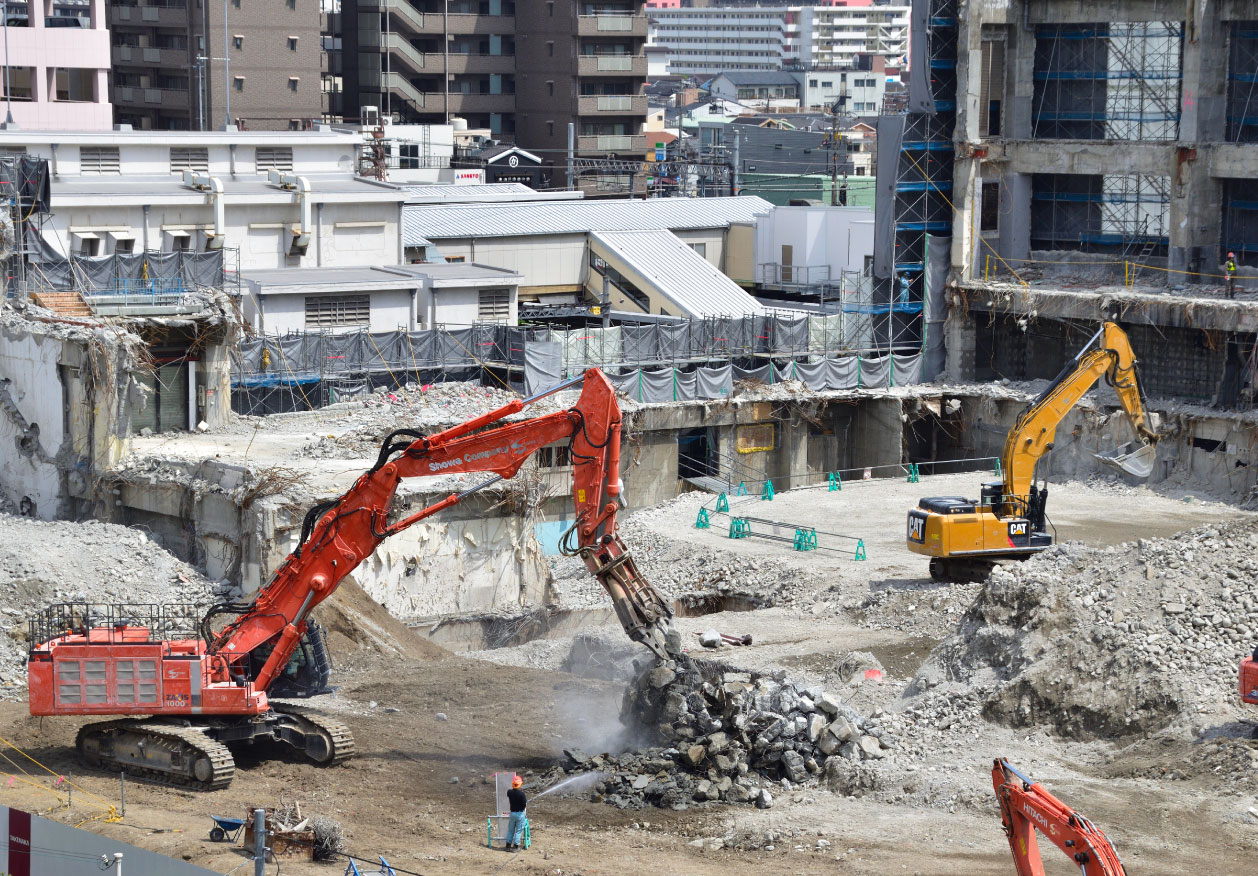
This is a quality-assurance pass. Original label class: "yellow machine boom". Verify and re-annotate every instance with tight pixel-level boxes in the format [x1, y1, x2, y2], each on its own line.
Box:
[907, 322, 1158, 581]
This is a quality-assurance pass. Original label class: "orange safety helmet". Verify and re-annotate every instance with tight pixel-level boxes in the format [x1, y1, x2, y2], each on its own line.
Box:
[1229, 252, 1236, 259]
[511, 775, 523, 789]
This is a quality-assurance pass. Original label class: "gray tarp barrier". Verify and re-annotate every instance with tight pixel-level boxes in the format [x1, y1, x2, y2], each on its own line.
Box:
[924, 234, 950, 380]
[873, 115, 905, 280]
[366, 331, 407, 370]
[695, 363, 733, 398]
[638, 368, 677, 403]
[405, 330, 437, 365]
[657, 323, 689, 360]
[829, 356, 859, 389]
[621, 324, 658, 363]
[771, 314, 809, 354]
[860, 355, 891, 388]
[908, 0, 936, 113]
[524, 341, 563, 396]
[735, 364, 773, 384]
[437, 328, 475, 364]
[322, 333, 366, 375]
[894, 352, 923, 386]
[808, 314, 843, 353]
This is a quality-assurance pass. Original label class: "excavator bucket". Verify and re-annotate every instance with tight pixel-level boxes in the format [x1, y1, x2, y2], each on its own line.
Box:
[1095, 441, 1157, 479]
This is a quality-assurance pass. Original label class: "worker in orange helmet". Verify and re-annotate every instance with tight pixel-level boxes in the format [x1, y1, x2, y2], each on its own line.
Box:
[1225, 251, 1239, 299]
[505, 775, 527, 852]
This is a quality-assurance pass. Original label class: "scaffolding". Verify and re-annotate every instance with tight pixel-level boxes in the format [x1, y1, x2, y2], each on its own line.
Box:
[1029, 172, 1169, 256]
[1227, 21, 1258, 143]
[1032, 22, 1183, 142]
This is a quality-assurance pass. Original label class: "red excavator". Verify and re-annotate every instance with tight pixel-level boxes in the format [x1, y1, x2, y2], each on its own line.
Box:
[27, 369, 674, 789]
[992, 758, 1126, 876]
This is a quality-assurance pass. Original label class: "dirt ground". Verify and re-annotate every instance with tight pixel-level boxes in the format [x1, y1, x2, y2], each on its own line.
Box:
[1, 473, 1256, 875]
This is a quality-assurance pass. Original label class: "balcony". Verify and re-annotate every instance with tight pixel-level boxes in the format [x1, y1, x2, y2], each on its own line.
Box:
[448, 92, 515, 114]
[577, 14, 646, 38]
[109, 3, 189, 27]
[577, 54, 646, 78]
[577, 134, 646, 153]
[112, 45, 187, 67]
[445, 53, 516, 75]
[577, 94, 645, 116]
[113, 86, 190, 109]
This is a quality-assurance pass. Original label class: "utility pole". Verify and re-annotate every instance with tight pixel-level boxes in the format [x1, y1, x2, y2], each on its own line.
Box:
[730, 133, 739, 197]
[566, 122, 574, 191]
[601, 272, 610, 328]
[1, 0, 13, 127]
[222, 0, 231, 127]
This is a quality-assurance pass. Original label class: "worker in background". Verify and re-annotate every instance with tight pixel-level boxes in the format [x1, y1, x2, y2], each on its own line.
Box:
[505, 775, 527, 851]
[1226, 252, 1239, 299]
[897, 272, 911, 306]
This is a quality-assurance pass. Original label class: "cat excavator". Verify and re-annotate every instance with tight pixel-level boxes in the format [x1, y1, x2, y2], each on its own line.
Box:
[26, 369, 675, 789]
[907, 322, 1159, 582]
[992, 758, 1127, 876]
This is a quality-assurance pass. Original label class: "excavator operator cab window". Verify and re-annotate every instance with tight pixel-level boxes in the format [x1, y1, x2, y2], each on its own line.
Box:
[980, 481, 1003, 508]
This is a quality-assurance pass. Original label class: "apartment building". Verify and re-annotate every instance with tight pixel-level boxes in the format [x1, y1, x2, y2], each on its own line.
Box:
[0, 0, 113, 130]
[646, 3, 909, 76]
[324, 0, 648, 158]
[107, 0, 321, 130]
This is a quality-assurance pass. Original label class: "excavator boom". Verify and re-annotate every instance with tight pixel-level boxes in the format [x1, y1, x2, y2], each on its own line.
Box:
[1001, 321, 1158, 506]
[993, 758, 1127, 876]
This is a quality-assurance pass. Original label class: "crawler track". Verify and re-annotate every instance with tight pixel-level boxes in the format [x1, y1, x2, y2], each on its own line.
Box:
[77, 720, 235, 791]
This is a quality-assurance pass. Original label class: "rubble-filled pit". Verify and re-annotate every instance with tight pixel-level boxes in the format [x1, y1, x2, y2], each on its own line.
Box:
[2, 436, 1257, 873]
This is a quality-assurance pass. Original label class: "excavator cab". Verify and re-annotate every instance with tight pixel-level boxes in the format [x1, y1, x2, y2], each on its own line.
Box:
[1241, 648, 1258, 707]
[250, 621, 334, 699]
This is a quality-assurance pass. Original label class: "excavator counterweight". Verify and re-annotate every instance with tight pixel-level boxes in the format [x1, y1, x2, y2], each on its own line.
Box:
[28, 369, 675, 788]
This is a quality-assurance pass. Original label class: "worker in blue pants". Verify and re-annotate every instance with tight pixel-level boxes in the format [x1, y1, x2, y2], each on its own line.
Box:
[505, 775, 527, 851]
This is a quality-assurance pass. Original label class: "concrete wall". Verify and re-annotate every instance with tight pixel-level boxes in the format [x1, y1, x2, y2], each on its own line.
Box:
[257, 288, 416, 334]
[423, 234, 589, 295]
[417, 284, 519, 328]
[0, 330, 71, 518]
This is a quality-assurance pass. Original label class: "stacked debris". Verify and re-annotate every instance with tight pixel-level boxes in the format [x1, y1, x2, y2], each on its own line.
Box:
[543, 658, 892, 810]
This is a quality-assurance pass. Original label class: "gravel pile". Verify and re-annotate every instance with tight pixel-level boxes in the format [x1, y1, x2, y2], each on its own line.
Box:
[0, 515, 218, 696]
[905, 518, 1258, 742]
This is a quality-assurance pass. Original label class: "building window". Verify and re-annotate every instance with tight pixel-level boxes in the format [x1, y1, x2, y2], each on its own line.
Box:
[477, 288, 510, 321]
[170, 147, 209, 174]
[305, 295, 370, 328]
[981, 181, 1000, 232]
[809, 78, 818, 87]
[233, 76, 245, 91]
[232, 35, 243, 49]
[79, 147, 120, 174]
[256, 146, 294, 172]
[547, 120, 554, 136]
[113, 237, 135, 254]
[288, 36, 298, 51]
[53, 68, 96, 102]
[546, 80, 553, 97]
[688, 242, 707, 258]
[288, 77, 300, 91]
[286, 0, 295, 8]
[547, 41, 553, 57]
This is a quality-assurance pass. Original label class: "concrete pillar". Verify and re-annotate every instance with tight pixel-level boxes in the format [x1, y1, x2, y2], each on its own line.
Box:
[943, 305, 977, 382]
[850, 399, 903, 472]
[1005, 15, 1036, 140]
[774, 415, 809, 491]
[998, 170, 1031, 264]
[1168, 2, 1227, 275]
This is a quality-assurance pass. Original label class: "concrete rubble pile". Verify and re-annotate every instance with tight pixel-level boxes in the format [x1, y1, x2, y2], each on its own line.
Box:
[907, 518, 1258, 757]
[552, 657, 893, 810]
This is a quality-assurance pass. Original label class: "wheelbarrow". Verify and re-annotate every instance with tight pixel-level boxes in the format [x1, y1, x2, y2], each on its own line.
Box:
[208, 815, 247, 843]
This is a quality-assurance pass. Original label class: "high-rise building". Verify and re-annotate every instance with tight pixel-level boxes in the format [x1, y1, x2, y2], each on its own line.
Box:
[0, 0, 113, 131]
[646, 3, 909, 76]
[323, 0, 648, 160]
[108, 0, 322, 131]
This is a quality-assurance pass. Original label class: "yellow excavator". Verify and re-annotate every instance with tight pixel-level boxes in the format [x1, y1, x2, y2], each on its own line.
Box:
[907, 321, 1159, 582]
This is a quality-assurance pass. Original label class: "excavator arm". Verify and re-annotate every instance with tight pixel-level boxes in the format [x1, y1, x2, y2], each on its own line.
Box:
[209, 369, 674, 692]
[992, 758, 1127, 876]
[1001, 321, 1158, 512]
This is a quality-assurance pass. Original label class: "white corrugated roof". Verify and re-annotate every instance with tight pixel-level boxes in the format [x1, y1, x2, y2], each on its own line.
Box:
[402, 195, 772, 243]
[590, 229, 765, 318]
[401, 182, 584, 204]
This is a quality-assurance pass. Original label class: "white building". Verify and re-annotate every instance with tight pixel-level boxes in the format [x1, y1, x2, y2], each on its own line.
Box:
[647, 4, 909, 77]
[793, 65, 888, 115]
[242, 263, 523, 334]
[5, 128, 407, 271]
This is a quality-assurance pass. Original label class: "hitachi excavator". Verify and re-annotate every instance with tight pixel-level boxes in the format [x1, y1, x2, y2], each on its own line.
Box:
[907, 321, 1159, 582]
[26, 369, 675, 789]
[992, 758, 1127, 876]
[1242, 648, 1258, 725]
